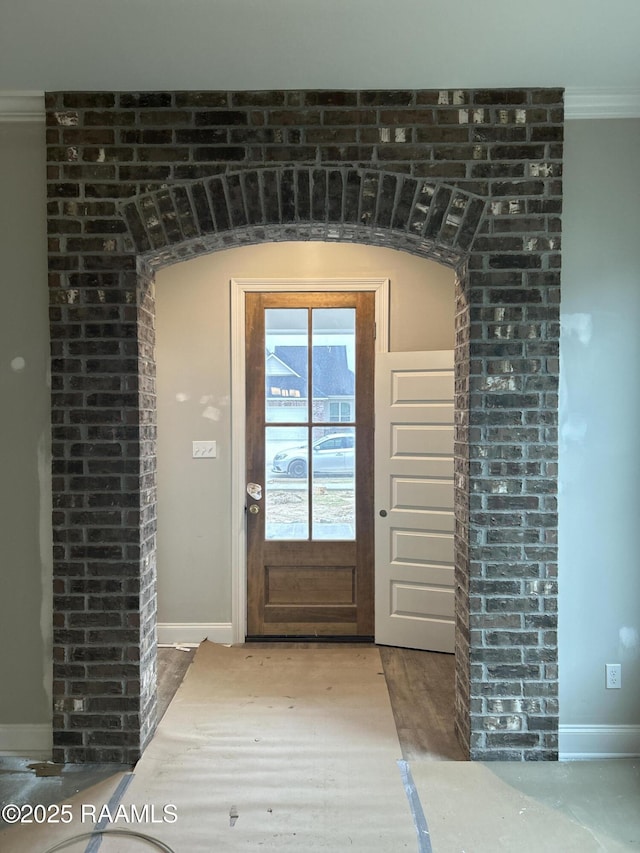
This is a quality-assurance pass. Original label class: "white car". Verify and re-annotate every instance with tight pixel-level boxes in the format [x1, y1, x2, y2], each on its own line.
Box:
[272, 432, 355, 478]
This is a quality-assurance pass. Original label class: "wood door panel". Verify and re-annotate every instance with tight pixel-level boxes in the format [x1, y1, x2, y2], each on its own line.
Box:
[262, 540, 357, 564]
[266, 565, 356, 605]
[263, 605, 358, 623]
[246, 290, 375, 638]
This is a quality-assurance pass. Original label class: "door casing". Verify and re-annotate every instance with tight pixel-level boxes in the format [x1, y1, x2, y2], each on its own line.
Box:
[230, 278, 390, 643]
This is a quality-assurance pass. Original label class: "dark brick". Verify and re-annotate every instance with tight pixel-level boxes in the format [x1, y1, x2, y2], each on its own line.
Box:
[377, 144, 431, 161]
[230, 91, 285, 107]
[137, 147, 190, 162]
[362, 91, 414, 106]
[85, 111, 136, 127]
[424, 185, 453, 238]
[359, 171, 379, 225]
[48, 183, 81, 198]
[531, 126, 564, 142]
[118, 165, 172, 182]
[281, 169, 295, 223]
[176, 92, 228, 108]
[306, 127, 358, 144]
[474, 90, 528, 105]
[268, 109, 322, 126]
[311, 169, 327, 221]
[195, 110, 248, 126]
[344, 170, 361, 223]
[176, 129, 226, 144]
[488, 255, 542, 270]
[207, 177, 231, 231]
[327, 171, 343, 221]
[138, 111, 191, 126]
[192, 147, 246, 162]
[265, 146, 316, 162]
[303, 91, 358, 107]
[190, 183, 214, 234]
[46, 87, 560, 764]
[119, 93, 173, 108]
[291, 169, 309, 220]
[324, 109, 376, 126]
[491, 181, 545, 197]
[243, 172, 265, 225]
[392, 178, 418, 230]
[376, 174, 397, 228]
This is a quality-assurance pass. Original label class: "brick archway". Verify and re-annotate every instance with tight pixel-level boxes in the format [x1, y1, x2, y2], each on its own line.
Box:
[121, 167, 485, 265]
[47, 89, 562, 763]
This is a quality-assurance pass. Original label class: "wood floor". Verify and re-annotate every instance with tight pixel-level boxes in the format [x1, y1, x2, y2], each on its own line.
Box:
[157, 643, 466, 761]
[157, 645, 196, 722]
[379, 645, 465, 761]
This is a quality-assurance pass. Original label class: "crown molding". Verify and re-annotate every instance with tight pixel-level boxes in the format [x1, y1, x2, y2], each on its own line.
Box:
[1, 88, 640, 122]
[0, 91, 46, 121]
[564, 87, 640, 119]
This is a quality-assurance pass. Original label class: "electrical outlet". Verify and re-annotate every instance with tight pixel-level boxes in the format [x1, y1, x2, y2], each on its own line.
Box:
[605, 663, 621, 689]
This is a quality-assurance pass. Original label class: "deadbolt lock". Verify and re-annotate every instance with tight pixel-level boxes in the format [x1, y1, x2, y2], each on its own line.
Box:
[248, 504, 260, 514]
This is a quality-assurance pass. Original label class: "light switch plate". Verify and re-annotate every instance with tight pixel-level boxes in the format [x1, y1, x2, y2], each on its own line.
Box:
[192, 440, 216, 458]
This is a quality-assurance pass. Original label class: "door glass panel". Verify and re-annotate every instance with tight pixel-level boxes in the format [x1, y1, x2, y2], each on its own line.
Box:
[265, 426, 309, 540]
[265, 308, 308, 423]
[312, 308, 355, 424]
[311, 426, 356, 541]
[264, 308, 357, 542]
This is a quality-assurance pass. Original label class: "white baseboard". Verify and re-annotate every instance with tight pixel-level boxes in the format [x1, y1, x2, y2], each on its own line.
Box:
[559, 724, 640, 759]
[0, 724, 52, 759]
[157, 622, 234, 647]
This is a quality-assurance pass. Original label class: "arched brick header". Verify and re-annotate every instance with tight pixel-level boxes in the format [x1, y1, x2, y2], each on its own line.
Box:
[46, 88, 562, 765]
[121, 168, 486, 267]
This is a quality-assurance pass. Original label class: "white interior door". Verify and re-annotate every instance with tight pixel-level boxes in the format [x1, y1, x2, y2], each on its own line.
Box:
[374, 350, 455, 652]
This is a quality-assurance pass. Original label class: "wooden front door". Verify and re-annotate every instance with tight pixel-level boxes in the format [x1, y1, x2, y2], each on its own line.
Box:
[245, 291, 375, 638]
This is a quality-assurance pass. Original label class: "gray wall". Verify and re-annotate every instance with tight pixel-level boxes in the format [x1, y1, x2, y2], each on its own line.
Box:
[559, 119, 640, 729]
[0, 122, 51, 725]
[1, 117, 639, 752]
[155, 244, 455, 626]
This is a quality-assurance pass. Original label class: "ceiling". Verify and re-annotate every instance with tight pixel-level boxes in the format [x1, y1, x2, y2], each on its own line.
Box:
[0, 0, 639, 95]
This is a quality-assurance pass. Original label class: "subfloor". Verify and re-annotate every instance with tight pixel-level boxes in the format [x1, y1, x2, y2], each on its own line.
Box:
[1, 644, 639, 851]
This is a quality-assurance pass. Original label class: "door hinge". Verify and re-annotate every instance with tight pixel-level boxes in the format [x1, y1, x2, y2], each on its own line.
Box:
[374, 322, 377, 340]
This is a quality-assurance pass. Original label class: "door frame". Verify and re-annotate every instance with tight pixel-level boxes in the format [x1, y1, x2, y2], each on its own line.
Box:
[230, 278, 390, 643]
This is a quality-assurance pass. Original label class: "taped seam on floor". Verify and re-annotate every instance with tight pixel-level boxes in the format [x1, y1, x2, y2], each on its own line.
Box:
[84, 772, 135, 853]
[397, 759, 432, 853]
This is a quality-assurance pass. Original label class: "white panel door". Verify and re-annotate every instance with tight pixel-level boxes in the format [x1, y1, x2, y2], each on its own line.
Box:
[374, 350, 455, 652]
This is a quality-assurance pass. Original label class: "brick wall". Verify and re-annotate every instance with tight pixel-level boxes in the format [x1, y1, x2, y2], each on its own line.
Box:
[46, 88, 562, 762]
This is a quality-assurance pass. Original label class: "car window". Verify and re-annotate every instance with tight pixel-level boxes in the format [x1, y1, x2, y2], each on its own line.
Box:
[319, 438, 339, 450]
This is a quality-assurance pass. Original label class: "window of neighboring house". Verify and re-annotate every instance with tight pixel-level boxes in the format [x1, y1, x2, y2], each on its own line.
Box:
[329, 401, 352, 422]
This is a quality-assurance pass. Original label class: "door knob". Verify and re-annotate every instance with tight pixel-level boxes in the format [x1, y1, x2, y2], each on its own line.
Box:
[248, 504, 260, 514]
[247, 483, 262, 500]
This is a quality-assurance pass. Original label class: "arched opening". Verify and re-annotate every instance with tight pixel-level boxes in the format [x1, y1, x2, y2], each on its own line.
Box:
[153, 241, 460, 749]
[150, 229, 469, 734]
